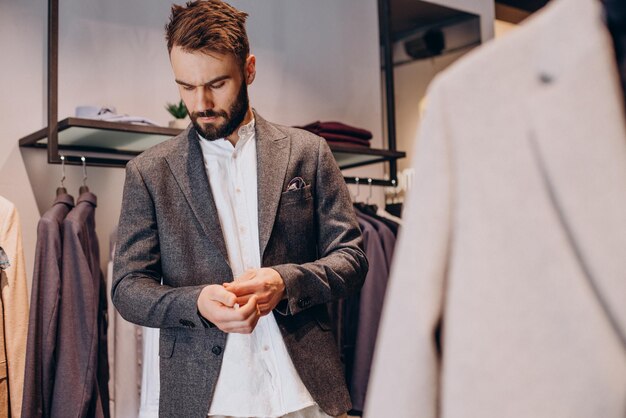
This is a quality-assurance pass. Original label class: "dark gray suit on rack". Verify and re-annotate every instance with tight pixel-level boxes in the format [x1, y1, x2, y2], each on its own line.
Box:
[112, 112, 368, 418]
[22, 193, 74, 418]
[51, 192, 109, 418]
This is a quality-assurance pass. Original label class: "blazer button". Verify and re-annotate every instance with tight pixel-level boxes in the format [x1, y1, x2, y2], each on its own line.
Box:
[212, 345, 222, 356]
[297, 297, 311, 309]
[179, 319, 195, 328]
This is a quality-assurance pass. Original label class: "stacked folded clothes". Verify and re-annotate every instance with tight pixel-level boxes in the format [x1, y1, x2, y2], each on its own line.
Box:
[298, 121, 372, 148]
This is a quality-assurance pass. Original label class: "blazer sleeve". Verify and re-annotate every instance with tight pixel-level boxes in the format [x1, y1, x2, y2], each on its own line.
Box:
[364, 78, 453, 418]
[0, 199, 29, 418]
[272, 138, 369, 315]
[112, 160, 207, 330]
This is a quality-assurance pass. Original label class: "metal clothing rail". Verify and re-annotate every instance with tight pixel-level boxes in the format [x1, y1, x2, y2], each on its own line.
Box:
[344, 177, 397, 187]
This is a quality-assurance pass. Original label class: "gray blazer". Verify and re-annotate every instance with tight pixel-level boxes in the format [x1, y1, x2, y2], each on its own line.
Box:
[112, 111, 368, 418]
[52, 192, 109, 418]
[22, 193, 74, 418]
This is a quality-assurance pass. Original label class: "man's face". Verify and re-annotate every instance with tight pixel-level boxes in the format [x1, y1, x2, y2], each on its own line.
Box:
[170, 46, 256, 140]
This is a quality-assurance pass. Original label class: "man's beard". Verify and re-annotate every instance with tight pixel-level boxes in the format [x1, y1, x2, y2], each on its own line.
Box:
[190, 81, 249, 141]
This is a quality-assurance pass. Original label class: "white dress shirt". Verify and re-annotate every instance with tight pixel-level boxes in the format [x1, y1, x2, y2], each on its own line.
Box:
[138, 326, 160, 418]
[199, 118, 319, 418]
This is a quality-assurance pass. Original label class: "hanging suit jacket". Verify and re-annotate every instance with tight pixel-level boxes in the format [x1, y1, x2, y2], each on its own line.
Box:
[51, 192, 110, 418]
[22, 193, 74, 418]
[350, 211, 395, 412]
[0, 196, 29, 418]
[365, 0, 626, 416]
[112, 111, 368, 418]
[344, 215, 389, 413]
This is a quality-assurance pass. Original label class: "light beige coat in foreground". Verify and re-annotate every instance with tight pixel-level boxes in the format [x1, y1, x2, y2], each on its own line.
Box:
[0, 196, 29, 418]
[366, 0, 626, 416]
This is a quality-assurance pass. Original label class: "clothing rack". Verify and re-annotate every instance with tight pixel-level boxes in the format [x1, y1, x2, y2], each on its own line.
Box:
[344, 177, 396, 188]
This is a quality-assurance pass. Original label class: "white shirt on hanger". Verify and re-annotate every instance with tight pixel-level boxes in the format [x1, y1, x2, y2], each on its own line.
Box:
[199, 118, 318, 418]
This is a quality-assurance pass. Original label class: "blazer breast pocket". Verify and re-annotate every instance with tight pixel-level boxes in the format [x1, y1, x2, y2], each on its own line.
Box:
[277, 185, 315, 251]
[280, 184, 313, 207]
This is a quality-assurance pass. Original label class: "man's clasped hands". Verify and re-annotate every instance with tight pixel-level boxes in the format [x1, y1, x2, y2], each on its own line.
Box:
[196, 268, 286, 334]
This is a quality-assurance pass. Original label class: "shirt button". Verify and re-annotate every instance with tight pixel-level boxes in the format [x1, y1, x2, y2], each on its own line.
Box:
[263, 345, 269, 352]
[236, 188, 241, 193]
[239, 226, 245, 233]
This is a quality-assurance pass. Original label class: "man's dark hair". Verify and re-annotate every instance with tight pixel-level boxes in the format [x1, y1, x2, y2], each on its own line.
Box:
[165, 0, 249, 65]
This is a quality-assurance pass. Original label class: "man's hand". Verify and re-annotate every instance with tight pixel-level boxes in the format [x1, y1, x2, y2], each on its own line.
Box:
[223, 268, 285, 316]
[196, 284, 260, 334]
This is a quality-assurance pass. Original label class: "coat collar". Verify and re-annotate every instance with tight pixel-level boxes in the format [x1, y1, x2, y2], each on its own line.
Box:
[77, 191, 97, 207]
[54, 192, 75, 208]
[526, 0, 626, 346]
[164, 125, 230, 264]
[254, 110, 290, 260]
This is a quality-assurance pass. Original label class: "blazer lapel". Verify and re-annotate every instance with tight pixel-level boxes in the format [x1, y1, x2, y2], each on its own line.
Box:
[526, 0, 626, 346]
[164, 127, 229, 263]
[254, 111, 290, 259]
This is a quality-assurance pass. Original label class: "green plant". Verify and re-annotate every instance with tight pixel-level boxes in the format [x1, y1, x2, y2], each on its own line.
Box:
[165, 100, 188, 119]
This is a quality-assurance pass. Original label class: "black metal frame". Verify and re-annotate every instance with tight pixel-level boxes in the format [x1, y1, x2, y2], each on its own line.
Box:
[378, 0, 398, 187]
[47, 0, 59, 165]
[21, 0, 405, 184]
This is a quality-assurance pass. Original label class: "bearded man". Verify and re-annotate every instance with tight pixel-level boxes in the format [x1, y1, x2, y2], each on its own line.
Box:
[111, 1, 368, 417]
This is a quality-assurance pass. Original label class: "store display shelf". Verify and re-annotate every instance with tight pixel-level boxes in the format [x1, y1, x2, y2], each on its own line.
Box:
[18, 117, 405, 170]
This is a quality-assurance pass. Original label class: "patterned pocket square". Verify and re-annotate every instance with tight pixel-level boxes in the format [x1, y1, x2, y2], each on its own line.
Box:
[286, 176, 307, 191]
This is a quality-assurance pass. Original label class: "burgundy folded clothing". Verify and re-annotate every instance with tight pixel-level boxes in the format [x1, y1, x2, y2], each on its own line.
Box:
[300, 121, 373, 140]
[325, 138, 370, 148]
[320, 133, 371, 146]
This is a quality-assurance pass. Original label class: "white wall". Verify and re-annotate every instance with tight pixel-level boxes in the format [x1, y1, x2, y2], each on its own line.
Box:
[394, 48, 472, 174]
[0, 0, 48, 290]
[0, 0, 385, 291]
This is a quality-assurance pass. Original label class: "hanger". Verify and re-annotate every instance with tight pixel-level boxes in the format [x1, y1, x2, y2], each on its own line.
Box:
[353, 178, 378, 216]
[79, 156, 90, 195]
[56, 155, 67, 196]
[352, 177, 361, 202]
[390, 179, 399, 204]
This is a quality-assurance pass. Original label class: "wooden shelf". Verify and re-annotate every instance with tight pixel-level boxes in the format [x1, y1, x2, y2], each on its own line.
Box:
[19, 117, 405, 170]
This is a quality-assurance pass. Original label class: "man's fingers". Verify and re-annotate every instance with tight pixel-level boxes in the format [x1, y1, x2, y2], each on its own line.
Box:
[224, 279, 260, 296]
[258, 304, 272, 316]
[238, 295, 259, 317]
[212, 295, 258, 322]
[206, 285, 237, 307]
[215, 296, 260, 333]
[235, 295, 252, 306]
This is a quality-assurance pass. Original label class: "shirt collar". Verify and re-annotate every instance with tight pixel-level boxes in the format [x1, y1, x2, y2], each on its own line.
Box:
[197, 116, 256, 149]
[237, 117, 256, 142]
